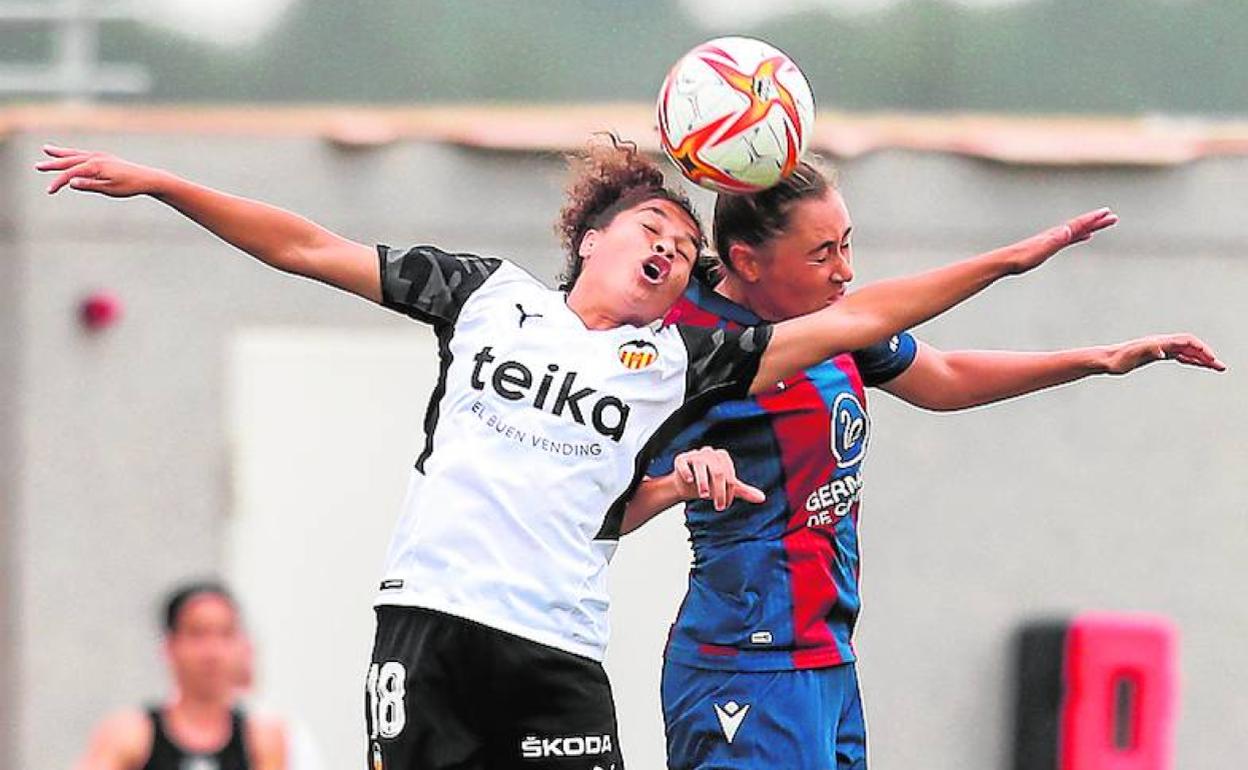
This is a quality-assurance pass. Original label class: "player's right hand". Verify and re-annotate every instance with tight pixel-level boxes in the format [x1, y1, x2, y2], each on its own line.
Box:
[36, 145, 169, 197]
[673, 446, 766, 512]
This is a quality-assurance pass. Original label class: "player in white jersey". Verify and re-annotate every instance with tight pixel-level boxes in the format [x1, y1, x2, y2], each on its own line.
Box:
[39, 138, 1115, 769]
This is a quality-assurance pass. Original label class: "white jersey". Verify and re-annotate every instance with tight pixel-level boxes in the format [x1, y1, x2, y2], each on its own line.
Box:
[374, 245, 771, 661]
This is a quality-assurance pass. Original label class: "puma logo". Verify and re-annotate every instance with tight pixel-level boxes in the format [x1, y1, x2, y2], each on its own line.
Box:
[516, 303, 543, 328]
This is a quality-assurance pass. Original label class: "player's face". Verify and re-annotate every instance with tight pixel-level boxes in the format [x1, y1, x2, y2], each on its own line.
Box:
[750, 189, 855, 321]
[580, 199, 700, 324]
[165, 594, 244, 703]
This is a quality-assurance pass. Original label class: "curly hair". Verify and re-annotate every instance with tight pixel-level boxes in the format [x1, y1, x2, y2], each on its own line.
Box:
[556, 134, 702, 291]
[712, 160, 839, 275]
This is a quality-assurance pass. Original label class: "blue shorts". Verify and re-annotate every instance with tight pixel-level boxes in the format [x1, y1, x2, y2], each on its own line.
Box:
[661, 659, 867, 770]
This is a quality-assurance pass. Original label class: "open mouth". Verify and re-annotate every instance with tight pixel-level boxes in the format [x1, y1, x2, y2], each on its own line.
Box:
[641, 255, 672, 285]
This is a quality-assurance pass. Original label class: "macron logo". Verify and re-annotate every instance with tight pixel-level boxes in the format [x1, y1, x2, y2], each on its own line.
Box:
[713, 701, 750, 744]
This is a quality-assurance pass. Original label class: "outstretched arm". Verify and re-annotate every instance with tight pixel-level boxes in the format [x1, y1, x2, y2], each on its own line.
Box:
[883, 335, 1225, 411]
[622, 447, 765, 535]
[750, 209, 1118, 394]
[37, 145, 380, 301]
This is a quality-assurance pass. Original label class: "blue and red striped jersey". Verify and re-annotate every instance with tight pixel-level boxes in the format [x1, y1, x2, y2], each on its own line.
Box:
[651, 280, 917, 671]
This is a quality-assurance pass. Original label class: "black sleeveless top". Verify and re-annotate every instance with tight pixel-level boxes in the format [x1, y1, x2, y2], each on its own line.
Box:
[142, 707, 249, 770]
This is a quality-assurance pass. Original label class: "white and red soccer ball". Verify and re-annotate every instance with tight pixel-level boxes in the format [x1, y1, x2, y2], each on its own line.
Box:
[657, 37, 816, 194]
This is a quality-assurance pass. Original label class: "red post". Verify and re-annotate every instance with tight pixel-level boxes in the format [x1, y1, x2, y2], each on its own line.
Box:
[1060, 613, 1178, 770]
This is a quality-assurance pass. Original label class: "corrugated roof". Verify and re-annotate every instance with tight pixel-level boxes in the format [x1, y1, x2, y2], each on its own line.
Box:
[3, 104, 1247, 167]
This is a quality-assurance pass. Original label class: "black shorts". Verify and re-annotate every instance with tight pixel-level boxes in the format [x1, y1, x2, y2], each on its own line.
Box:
[364, 606, 625, 770]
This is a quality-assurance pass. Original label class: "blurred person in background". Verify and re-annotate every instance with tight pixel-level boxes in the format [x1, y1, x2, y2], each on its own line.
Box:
[622, 161, 1224, 770]
[73, 582, 287, 770]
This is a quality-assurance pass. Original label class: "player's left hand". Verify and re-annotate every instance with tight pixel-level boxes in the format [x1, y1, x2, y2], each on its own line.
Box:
[1005, 208, 1120, 274]
[672, 446, 765, 512]
[1104, 334, 1226, 374]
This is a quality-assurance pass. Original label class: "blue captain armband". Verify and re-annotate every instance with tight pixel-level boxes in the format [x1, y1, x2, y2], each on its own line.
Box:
[852, 331, 918, 387]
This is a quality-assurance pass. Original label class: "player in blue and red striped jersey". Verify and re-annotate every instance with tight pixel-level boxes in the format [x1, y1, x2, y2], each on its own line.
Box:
[622, 162, 1224, 770]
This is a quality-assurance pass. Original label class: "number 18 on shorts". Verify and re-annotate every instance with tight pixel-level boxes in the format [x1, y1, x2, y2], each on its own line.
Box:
[365, 606, 625, 770]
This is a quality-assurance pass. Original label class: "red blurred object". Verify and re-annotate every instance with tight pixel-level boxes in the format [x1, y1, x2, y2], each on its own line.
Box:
[1060, 613, 1178, 770]
[80, 290, 123, 331]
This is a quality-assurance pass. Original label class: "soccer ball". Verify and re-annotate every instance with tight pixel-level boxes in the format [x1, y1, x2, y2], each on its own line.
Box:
[657, 37, 815, 194]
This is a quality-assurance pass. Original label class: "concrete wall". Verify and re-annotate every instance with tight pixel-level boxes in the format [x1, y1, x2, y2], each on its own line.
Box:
[0, 136, 23, 770]
[1, 126, 1244, 770]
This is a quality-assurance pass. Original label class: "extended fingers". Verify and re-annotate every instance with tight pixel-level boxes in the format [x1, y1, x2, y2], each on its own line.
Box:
[68, 176, 111, 192]
[37, 147, 113, 194]
[734, 481, 766, 504]
[675, 448, 716, 499]
[1076, 207, 1117, 230]
[45, 161, 101, 194]
[676, 447, 764, 509]
[35, 154, 89, 172]
[1067, 208, 1118, 242]
[704, 449, 763, 511]
[42, 144, 88, 158]
[1162, 336, 1226, 371]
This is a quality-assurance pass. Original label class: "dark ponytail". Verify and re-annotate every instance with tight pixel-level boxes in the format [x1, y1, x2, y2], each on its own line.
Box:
[712, 161, 836, 274]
